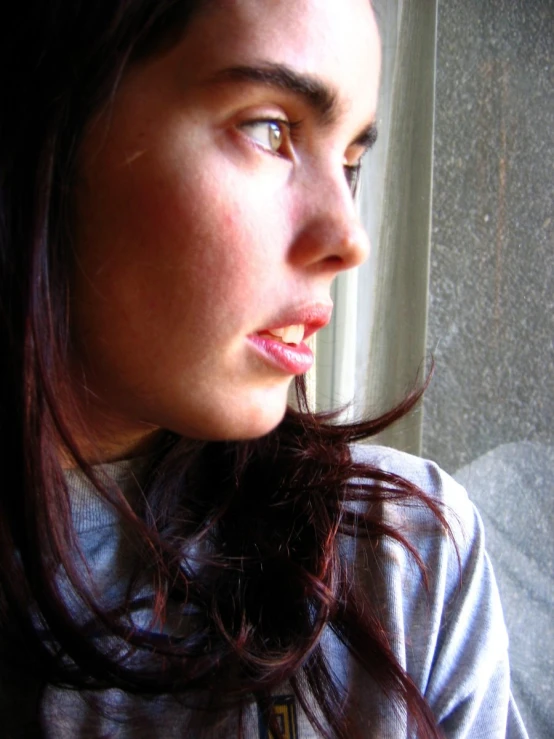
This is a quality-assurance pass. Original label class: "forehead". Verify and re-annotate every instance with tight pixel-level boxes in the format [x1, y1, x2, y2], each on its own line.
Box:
[177, 0, 381, 115]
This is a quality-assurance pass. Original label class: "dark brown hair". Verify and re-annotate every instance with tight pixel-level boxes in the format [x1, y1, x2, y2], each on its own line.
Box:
[0, 2, 445, 737]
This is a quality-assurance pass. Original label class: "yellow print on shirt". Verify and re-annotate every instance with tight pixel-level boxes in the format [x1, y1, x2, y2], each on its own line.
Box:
[258, 696, 298, 739]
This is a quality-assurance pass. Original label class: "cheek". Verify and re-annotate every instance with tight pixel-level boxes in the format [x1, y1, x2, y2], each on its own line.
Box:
[75, 129, 293, 356]
[160, 171, 285, 300]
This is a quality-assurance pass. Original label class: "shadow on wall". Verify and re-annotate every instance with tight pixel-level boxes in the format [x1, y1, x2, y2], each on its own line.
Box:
[454, 441, 554, 739]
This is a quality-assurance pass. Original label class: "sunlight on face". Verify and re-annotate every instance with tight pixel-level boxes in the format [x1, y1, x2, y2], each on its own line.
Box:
[71, 0, 381, 460]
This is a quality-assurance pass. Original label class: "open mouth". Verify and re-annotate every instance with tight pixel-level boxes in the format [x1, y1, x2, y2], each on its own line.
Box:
[256, 325, 305, 346]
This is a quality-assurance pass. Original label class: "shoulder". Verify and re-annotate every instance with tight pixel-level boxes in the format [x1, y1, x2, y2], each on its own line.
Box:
[350, 442, 466, 503]
[350, 443, 476, 539]
[349, 443, 486, 623]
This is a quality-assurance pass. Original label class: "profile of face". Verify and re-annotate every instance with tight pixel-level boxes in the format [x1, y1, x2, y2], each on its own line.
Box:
[72, 0, 381, 458]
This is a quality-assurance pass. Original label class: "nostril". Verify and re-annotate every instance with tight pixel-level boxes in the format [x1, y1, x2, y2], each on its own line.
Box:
[324, 255, 345, 267]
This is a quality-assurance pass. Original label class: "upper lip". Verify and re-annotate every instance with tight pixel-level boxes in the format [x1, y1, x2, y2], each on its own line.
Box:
[254, 301, 333, 342]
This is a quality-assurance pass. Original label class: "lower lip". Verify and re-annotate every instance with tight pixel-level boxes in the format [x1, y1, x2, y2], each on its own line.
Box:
[248, 335, 314, 375]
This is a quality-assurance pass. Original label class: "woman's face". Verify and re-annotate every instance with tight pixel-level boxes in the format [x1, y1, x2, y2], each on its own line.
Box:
[72, 0, 380, 457]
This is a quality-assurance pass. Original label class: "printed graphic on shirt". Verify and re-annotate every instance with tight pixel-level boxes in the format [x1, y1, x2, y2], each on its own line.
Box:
[258, 695, 298, 739]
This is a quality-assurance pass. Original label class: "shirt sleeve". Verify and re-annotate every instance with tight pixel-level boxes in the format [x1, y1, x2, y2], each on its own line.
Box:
[422, 478, 529, 739]
[351, 445, 530, 739]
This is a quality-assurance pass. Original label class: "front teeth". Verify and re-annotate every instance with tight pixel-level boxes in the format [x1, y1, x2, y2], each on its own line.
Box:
[260, 324, 305, 346]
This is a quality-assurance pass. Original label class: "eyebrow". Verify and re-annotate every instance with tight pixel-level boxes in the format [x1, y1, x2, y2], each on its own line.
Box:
[209, 62, 340, 125]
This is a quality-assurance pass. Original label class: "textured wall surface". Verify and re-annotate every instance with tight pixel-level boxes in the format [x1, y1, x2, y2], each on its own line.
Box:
[424, 0, 553, 473]
[423, 1, 553, 736]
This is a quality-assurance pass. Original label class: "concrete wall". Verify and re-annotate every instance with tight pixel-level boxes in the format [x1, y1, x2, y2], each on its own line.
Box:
[423, 1, 553, 736]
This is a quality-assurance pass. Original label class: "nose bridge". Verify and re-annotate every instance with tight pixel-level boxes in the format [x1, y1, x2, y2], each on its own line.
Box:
[291, 172, 370, 272]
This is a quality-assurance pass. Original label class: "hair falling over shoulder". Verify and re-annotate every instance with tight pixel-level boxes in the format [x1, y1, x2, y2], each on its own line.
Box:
[0, 2, 446, 738]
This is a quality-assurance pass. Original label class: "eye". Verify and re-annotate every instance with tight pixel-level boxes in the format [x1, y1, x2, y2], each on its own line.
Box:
[239, 118, 291, 156]
[344, 161, 363, 196]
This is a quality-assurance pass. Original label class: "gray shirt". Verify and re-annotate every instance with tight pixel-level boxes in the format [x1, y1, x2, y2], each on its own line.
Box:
[36, 445, 529, 738]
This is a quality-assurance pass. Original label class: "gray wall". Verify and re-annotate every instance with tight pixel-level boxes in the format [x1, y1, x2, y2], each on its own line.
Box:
[424, 0, 553, 471]
[423, 1, 553, 736]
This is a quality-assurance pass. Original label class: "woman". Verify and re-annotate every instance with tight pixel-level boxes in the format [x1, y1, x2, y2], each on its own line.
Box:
[0, 0, 528, 737]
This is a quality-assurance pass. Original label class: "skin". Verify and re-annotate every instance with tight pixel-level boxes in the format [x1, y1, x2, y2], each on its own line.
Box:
[71, 0, 381, 461]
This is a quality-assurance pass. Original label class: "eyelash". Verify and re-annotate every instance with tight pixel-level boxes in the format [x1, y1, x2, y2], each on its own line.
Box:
[240, 117, 363, 197]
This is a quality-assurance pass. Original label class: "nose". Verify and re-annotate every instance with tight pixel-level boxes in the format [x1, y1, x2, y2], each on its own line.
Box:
[288, 177, 370, 273]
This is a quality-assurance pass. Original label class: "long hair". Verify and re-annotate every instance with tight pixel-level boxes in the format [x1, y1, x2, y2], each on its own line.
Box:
[0, 2, 446, 737]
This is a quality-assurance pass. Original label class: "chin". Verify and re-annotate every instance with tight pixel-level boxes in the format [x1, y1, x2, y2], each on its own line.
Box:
[215, 408, 289, 442]
[176, 390, 291, 442]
